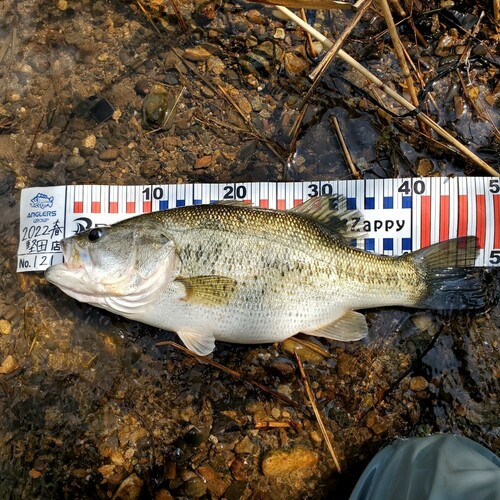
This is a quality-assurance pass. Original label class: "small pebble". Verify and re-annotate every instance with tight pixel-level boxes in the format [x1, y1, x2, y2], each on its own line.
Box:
[183, 477, 207, 498]
[284, 52, 309, 75]
[274, 28, 285, 40]
[99, 148, 120, 162]
[134, 79, 150, 96]
[98, 464, 116, 478]
[183, 47, 212, 62]
[6, 93, 21, 103]
[0, 355, 19, 374]
[415, 157, 434, 176]
[410, 376, 429, 392]
[0, 319, 12, 335]
[112, 473, 143, 500]
[29, 468, 42, 479]
[155, 490, 174, 500]
[194, 155, 212, 169]
[83, 134, 97, 149]
[234, 435, 255, 455]
[66, 155, 86, 170]
[412, 313, 434, 332]
[310, 430, 322, 444]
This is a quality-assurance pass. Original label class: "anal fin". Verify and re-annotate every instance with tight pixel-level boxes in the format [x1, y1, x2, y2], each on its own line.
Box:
[304, 311, 368, 342]
[177, 330, 215, 356]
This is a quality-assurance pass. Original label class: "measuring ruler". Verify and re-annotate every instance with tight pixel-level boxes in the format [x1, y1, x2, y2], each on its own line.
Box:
[17, 177, 500, 272]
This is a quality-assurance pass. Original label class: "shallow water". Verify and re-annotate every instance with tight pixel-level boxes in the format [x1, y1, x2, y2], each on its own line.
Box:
[1, 0, 499, 498]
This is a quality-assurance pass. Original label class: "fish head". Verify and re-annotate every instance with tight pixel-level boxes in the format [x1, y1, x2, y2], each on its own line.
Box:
[45, 220, 176, 312]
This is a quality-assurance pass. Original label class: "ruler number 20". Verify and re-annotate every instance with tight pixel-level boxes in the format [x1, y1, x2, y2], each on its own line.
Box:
[398, 180, 426, 195]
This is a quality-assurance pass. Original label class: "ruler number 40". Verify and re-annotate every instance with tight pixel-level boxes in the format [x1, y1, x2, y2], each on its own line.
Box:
[398, 180, 425, 195]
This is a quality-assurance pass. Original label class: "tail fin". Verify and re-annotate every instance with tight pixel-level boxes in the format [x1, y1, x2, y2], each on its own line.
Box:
[410, 236, 485, 310]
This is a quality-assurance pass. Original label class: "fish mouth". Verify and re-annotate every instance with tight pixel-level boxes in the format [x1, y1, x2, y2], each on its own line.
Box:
[60, 238, 83, 270]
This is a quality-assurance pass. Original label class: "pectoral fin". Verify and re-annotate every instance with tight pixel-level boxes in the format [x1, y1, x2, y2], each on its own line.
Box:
[177, 330, 216, 356]
[304, 311, 368, 342]
[176, 275, 237, 306]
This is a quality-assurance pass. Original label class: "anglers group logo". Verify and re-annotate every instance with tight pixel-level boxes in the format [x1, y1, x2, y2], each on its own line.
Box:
[30, 193, 54, 210]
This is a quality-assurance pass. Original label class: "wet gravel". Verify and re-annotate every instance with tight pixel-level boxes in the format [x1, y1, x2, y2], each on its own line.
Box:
[0, 0, 499, 498]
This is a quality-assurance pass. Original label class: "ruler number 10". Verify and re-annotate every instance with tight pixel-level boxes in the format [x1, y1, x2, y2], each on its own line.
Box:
[143, 187, 164, 200]
[398, 180, 426, 195]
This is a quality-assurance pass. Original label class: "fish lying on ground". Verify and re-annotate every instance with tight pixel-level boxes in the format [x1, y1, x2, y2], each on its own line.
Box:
[45, 195, 484, 356]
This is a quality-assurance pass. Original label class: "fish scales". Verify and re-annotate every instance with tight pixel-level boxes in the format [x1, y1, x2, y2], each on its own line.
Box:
[45, 196, 485, 355]
[153, 204, 424, 307]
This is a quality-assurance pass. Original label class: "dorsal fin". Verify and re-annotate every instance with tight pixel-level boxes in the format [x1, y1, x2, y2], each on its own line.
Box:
[289, 195, 365, 240]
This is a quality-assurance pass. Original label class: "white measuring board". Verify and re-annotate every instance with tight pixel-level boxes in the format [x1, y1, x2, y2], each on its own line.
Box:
[17, 177, 500, 272]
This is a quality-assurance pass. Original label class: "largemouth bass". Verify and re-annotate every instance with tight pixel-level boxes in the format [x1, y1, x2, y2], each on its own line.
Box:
[45, 196, 484, 355]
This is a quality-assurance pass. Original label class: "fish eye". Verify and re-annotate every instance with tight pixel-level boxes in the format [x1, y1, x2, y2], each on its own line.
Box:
[88, 227, 104, 242]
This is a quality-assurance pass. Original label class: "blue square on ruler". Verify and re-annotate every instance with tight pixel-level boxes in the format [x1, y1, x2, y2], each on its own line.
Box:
[364, 238, 375, 251]
[402, 196, 412, 208]
[350, 238, 357, 248]
[383, 197, 393, 209]
[402, 238, 412, 251]
[193, 199, 202, 205]
[210, 200, 218, 205]
[159, 200, 168, 210]
[383, 238, 393, 251]
[176, 200, 185, 207]
[347, 198, 357, 210]
[365, 197, 375, 209]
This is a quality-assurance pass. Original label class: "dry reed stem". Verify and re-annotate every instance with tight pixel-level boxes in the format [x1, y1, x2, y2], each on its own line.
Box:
[255, 421, 297, 429]
[136, 1, 161, 34]
[309, 0, 372, 81]
[250, 0, 354, 9]
[330, 116, 362, 178]
[389, 0, 405, 16]
[291, 335, 330, 358]
[168, 0, 188, 32]
[291, 0, 372, 149]
[377, 0, 420, 110]
[295, 353, 342, 473]
[276, 6, 500, 177]
[300, 9, 317, 58]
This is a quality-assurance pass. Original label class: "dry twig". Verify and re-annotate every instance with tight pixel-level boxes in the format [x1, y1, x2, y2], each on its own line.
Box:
[135, 0, 161, 34]
[167, 0, 188, 32]
[377, 0, 423, 131]
[171, 47, 286, 167]
[295, 353, 342, 473]
[276, 6, 500, 177]
[330, 116, 362, 178]
[157, 340, 303, 410]
[255, 420, 299, 430]
[248, 0, 354, 9]
[300, 8, 317, 58]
